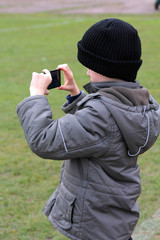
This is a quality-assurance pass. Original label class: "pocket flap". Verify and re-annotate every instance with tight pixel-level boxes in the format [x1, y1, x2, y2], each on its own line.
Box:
[50, 183, 76, 230]
[60, 184, 75, 205]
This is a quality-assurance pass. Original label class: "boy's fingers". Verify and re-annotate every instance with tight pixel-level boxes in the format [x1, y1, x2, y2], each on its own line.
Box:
[32, 72, 38, 77]
[57, 86, 63, 90]
[57, 85, 65, 90]
[57, 64, 69, 71]
[45, 89, 50, 95]
[42, 69, 51, 77]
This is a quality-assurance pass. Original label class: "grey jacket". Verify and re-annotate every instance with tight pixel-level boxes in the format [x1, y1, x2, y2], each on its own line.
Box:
[17, 81, 160, 240]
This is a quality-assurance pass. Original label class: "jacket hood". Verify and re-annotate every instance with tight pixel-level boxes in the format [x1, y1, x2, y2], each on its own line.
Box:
[102, 95, 160, 156]
[84, 81, 160, 156]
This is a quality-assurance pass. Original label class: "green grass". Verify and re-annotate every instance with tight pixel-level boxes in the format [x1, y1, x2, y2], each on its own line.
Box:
[0, 12, 160, 240]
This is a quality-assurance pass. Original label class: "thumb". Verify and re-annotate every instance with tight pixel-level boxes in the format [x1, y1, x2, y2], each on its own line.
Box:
[57, 85, 66, 90]
[45, 89, 50, 95]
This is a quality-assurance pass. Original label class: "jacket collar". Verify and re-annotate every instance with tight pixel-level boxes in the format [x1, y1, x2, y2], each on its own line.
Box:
[83, 81, 141, 94]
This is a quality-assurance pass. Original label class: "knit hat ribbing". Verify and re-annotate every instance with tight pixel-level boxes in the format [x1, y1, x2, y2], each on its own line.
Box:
[77, 18, 142, 82]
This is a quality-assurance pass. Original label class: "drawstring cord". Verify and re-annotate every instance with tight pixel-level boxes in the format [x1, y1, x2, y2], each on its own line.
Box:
[128, 106, 150, 157]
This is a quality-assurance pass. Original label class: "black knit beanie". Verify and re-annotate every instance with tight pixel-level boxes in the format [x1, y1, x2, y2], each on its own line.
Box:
[77, 18, 142, 82]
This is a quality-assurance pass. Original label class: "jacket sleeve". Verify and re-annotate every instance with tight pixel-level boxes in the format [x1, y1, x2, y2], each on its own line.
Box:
[62, 90, 87, 114]
[16, 94, 112, 160]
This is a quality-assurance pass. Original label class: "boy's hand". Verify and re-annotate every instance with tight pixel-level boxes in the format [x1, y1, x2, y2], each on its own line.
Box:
[57, 64, 80, 96]
[30, 69, 52, 96]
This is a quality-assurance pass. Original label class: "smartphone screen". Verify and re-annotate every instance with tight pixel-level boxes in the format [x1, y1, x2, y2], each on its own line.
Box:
[47, 69, 61, 90]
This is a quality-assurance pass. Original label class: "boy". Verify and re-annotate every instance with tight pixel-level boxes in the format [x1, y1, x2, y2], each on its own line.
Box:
[17, 18, 160, 240]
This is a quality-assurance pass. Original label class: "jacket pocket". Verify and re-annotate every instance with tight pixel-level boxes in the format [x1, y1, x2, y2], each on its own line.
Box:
[43, 185, 60, 217]
[51, 183, 76, 230]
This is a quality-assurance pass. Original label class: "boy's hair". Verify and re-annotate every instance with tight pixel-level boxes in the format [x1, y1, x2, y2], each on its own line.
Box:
[77, 18, 142, 82]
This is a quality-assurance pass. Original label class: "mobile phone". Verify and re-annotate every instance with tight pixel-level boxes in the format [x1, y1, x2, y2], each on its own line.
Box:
[47, 69, 61, 90]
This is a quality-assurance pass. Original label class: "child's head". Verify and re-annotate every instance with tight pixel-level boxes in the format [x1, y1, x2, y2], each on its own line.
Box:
[77, 18, 142, 82]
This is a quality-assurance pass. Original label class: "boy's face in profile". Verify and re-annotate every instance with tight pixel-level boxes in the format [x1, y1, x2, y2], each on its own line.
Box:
[87, 69, 106, 82]
[87, 68, 124, 83]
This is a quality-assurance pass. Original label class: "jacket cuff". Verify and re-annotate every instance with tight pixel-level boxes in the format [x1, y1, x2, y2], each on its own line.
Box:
[62, 91, 87, 114]
[66, 91, 82, 103]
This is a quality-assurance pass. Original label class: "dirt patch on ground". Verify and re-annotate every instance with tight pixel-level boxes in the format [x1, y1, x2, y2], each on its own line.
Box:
[0, 0, 159, 14]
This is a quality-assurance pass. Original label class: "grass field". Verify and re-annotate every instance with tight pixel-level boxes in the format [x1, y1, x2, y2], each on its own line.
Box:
[0, 12, 160, 240]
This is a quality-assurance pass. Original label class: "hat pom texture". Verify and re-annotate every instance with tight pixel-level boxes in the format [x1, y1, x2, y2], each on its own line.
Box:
[77, 19, 142, 82]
